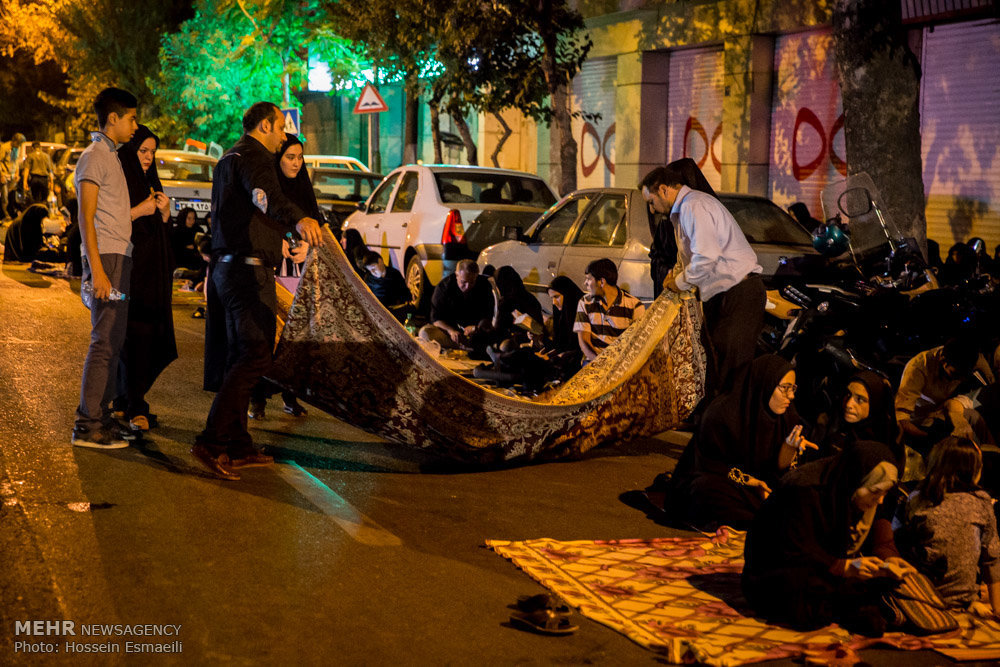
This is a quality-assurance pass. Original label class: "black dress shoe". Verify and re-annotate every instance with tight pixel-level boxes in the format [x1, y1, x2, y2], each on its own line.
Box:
[191, 444, 241, 481]
[229, 449, 275, 469]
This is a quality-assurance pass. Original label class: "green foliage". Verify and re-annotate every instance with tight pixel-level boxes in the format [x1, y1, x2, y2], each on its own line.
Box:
[322, 0, 436, 93]
[150, 0, 360, 147]
[151, 5, 286, 146]
[57, 0, 192, 109]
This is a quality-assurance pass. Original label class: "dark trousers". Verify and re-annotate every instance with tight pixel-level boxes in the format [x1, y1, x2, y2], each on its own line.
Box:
[200, 262, 276, 453]
[76, 254, 132, 431]
[702, 273, 766, 393]
[28, 174, 48, 204]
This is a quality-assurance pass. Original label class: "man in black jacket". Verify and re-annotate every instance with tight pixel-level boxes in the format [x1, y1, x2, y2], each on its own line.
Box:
[193, 101, 322, 480]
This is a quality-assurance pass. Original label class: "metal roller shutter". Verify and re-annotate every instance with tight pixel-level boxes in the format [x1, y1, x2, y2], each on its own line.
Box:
[667, 46, 724, 191]
[572, 57, 618, 187]
[768, 28, 845, 223]
[920, 19, 1000, 251]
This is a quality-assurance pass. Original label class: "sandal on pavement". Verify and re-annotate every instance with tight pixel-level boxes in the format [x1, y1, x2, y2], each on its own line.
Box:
[515, 593, 570, 615]
[509, 609, 577, 636]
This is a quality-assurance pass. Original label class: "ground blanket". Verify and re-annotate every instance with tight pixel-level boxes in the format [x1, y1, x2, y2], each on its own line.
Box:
[487, 529, 1000, 665]
[269, 228, 705, 464]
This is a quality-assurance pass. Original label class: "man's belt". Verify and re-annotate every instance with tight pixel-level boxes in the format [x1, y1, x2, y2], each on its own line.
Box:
[217, 254, 265, 266]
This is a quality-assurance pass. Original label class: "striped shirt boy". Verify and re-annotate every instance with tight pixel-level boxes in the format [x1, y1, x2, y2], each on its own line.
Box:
[573, 288, 646, 351]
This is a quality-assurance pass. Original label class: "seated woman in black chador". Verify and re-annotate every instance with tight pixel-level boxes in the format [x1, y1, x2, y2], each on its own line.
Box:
[742, 441, 914, 637]
[540, 276, 584, 378]
[663, 354, 813, 531]
[2, 204, 48, 262]
[340, 228, 369, 276]
[493, 265, 544, 343]
[808, 370, 901, 463]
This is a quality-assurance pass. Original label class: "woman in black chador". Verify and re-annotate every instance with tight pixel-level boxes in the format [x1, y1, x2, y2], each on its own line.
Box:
[114, 125, 177, 431]
[808, 370, 901, 462]
[742, 441, 911, 637]
[663, 354, 809, 530]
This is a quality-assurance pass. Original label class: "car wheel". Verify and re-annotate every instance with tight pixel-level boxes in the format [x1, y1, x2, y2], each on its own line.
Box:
[405, 256, 429, 313]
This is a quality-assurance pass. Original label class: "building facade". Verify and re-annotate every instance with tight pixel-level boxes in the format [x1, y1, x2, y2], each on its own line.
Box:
[480, 0, 999, 251]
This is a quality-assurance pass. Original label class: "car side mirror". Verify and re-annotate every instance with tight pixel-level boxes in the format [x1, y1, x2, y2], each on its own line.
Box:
[503, 225, 526, 242]
[356, 201, 367, 212]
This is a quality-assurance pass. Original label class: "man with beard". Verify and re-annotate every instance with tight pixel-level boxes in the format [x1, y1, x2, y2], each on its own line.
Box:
[193, 101, 323, 481]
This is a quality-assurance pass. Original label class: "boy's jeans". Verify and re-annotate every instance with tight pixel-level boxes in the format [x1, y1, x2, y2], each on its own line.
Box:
[76, 253, 132, 432]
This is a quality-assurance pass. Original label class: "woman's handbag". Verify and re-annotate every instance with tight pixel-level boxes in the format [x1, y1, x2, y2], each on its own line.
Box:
[882, 571, 959, 635]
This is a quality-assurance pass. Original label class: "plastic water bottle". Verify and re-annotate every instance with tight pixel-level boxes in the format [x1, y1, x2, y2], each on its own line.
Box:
[81, 280, 128, 309]
[404, 313, 417, 336]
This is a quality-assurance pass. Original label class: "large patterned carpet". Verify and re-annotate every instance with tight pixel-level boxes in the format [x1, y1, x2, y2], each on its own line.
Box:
[269, 228, 706, 464]
[488, 529, 1000, 665]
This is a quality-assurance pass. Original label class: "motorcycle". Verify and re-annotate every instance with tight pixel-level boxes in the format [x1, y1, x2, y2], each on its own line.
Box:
[761, 173, 999, 422]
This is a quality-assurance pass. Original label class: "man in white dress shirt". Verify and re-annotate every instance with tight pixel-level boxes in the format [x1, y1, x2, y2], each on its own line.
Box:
[641, 161, 765, 393]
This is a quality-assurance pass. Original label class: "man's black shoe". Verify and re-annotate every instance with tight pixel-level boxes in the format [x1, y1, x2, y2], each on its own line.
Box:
[229, 449, 274, 469]
[191, 444, 241, 481]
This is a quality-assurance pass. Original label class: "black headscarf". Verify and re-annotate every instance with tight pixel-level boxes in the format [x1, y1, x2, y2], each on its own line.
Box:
[120, 125, 164, 206]
[341, 228, 368, 275]
[494, 265, 543, 336]
[547, 276, 584, 353]
[276, 135, 322, 222]
[691, 354, 799, 484]
[2, 204, 47, 262]
[666, 157, 717, 197]
[817, 371, 901, 465]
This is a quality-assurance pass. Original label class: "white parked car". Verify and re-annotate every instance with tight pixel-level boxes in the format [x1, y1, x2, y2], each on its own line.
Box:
[155, 149, 217, 220]
[304, 154, 369, 172]
[342, 164, 557, 306]
[478, 187, 828, 307]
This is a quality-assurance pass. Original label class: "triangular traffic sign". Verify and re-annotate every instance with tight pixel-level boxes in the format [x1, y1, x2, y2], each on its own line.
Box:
[353, 83, 389, 114]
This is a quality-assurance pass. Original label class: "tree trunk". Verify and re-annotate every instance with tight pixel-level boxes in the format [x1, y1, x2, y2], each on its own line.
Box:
[832, 0, 926, 246]
[490, 112, 513, 168]
[403, 80, 420, 164]
[429, 100, 442, 164]
[553, 84, 577, 196]
[451, 112, 477, 165]
[539, 1, 577, 196]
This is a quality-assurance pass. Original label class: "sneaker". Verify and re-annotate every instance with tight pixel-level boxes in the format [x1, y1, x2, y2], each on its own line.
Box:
[72, 427, 129, 449]
[248, 401, 266, 421]
[129, 415, 150, 431]
[106, 419, 139, 441]
[282, 401, 307, 417]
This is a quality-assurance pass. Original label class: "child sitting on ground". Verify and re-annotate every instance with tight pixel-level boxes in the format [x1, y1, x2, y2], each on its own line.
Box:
[895, 436, 1000, 617]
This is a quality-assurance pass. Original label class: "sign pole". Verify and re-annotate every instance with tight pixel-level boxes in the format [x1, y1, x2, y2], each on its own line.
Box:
[353, 80, 388, 173]
[372, 112, 381, 174]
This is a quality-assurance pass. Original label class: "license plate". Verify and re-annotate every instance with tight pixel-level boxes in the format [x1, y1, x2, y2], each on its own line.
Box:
[175, 200, 211, 213]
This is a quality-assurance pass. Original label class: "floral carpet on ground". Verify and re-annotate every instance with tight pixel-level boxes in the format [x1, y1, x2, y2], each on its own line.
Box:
[487, 529, 1000, 666]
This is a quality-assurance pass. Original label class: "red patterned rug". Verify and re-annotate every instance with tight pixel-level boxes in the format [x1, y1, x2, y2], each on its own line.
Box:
[488, 528, 1000, 665]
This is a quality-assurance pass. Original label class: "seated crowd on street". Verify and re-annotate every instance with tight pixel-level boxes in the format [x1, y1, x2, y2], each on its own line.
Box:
[5, 93, 1000, 637]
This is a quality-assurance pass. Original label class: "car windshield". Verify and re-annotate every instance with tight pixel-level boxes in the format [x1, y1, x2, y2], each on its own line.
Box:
[67, 151, 82, 167]
[312, 172, 381, 202]
[720, 196, 813, 246]
[433, 172, 555, 207]
[157, 157, 213, 183]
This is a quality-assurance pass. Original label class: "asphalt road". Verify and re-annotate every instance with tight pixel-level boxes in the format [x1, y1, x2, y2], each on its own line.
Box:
[0, 261, 989, 666]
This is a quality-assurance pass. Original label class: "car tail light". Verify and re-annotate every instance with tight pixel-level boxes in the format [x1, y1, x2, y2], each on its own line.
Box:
[441, 209, 466, 244]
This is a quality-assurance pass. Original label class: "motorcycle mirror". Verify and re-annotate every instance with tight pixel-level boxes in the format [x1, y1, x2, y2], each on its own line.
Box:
[837, 187, 873, 218]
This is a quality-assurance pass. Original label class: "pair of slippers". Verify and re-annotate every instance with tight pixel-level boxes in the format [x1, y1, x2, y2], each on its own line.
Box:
[509, 593, 578, 635]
